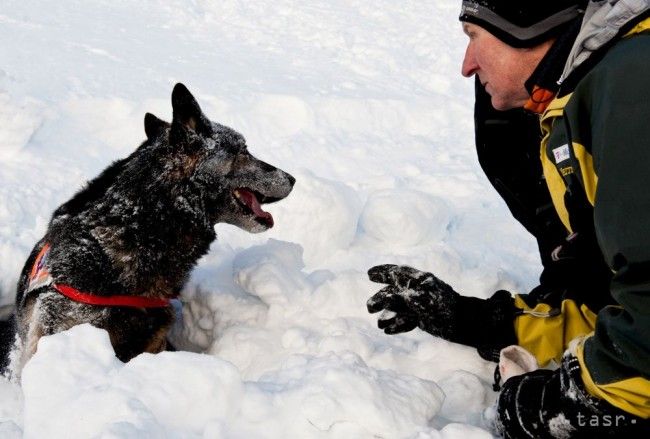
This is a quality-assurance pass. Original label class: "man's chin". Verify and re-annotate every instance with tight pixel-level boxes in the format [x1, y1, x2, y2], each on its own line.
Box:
[486, 87, 528, 110]
[490, 96, 524, 111]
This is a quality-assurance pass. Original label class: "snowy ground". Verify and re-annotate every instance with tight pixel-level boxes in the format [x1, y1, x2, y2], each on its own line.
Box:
[0, 1, 542, 437]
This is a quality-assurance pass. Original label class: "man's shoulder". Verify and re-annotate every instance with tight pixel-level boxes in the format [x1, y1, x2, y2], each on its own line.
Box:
[573, 32, 650, 104]
[600, 31, 650, 71]
[582, 30, 650, 85]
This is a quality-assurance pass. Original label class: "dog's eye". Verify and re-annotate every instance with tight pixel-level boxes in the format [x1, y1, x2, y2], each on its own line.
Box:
[235, 151, 251, 165]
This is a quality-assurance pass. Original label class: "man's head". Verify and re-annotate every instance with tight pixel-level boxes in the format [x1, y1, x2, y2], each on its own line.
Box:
[459, 0, 586, 110]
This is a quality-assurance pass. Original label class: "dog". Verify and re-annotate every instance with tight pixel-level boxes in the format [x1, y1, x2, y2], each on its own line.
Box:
[1, 83, 294, 375]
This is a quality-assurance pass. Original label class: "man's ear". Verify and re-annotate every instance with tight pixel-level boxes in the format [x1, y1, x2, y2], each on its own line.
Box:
[170, 83, 211, 143]
[144, 113, 170, 140]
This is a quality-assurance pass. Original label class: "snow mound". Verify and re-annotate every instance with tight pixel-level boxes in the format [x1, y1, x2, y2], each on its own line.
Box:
[265, 170, 363, 266]
[0, 92, 43, 160]
[360, 189, 451, 247]
[21, 325, 445, 438]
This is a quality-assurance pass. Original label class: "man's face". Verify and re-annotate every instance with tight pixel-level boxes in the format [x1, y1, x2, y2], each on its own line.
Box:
[461, 23, 553, 110]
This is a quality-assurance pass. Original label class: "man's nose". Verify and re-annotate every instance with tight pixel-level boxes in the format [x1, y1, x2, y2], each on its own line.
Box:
[461, 44, 478, 77]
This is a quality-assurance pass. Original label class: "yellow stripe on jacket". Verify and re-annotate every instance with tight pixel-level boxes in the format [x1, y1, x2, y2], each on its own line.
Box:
[514, 295, 598, 367]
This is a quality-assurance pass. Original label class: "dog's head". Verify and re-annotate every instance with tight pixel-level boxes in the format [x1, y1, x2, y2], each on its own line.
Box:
[140, 83, 295, 233]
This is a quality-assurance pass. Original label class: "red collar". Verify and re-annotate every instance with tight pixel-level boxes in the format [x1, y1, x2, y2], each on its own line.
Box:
[29, 243, 173, 309]
[524, 85, 556, 114]
[54, 283, 172, 308]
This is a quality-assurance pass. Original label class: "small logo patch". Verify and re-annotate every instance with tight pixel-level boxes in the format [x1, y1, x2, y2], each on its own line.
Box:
[27, 243, 53, 293]
[553, 144, 571, 164]
[461, 2, 479, 15]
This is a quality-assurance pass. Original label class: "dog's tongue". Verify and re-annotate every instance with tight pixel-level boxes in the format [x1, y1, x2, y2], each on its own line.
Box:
[235, 189, 274, 227]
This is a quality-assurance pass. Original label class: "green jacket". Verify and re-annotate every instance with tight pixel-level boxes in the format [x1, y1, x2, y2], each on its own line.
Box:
[515, 8, 650, 418]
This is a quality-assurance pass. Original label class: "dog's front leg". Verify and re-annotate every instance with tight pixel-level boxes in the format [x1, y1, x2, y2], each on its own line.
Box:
[13, 300, 45, 377]
[144, 325, 170, 354]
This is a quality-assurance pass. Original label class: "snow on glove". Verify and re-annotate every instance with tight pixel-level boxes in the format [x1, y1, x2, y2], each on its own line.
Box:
[367, 264, 518, 362]
[366, 264, 459, 338]
[494, 351, 648, 438]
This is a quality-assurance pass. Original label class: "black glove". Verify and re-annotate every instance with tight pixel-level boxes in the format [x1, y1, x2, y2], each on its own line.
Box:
[367, 264, 517, 361]
[495, 352, 648, 438]
[366, 264, 459, 338]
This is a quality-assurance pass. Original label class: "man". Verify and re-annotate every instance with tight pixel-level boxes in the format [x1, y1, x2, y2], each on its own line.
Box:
[367, 1, 650, 436]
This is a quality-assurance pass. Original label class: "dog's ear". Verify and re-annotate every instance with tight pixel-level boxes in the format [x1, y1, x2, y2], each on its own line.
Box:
[170, 83, 211, 143]
[144, 113, 170, 140]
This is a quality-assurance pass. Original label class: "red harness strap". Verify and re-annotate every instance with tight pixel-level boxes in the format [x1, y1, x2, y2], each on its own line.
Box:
[54, 284, 171, 308]
[29, 242, 172, 308]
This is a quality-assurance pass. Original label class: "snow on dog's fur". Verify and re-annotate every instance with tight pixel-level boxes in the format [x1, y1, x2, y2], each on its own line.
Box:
[2, 83, 295, 375]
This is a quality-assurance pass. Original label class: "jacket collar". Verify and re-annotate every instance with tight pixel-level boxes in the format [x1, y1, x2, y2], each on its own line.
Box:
[559, 0, 650, 86]
[524, 1, 650, 114]
[523, 17, 582, 114]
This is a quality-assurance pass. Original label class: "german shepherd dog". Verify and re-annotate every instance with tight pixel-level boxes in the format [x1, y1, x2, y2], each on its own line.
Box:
[0, 83, 294, 375]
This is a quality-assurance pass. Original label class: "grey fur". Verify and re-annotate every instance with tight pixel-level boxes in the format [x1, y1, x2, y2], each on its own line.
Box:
[3, 83, 295, 375]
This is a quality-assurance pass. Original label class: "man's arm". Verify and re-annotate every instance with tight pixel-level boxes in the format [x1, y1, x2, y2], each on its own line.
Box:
[568, 33, 650, 418]
[496, 33, 650, 438]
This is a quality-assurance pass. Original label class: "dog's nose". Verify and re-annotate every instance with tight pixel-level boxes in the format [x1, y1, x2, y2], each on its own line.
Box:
[287, 173, 296, 187]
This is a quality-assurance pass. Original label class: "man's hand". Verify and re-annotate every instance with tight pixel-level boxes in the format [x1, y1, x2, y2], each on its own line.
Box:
[366, 264, 459, 338]
[366, 264, 519, 361]
[494, 351, 647, 438]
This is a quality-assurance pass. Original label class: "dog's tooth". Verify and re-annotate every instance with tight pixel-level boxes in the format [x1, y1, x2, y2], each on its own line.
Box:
[234, 189, 241, 199]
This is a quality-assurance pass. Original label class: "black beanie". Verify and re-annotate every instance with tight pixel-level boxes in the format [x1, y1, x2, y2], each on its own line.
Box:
[459, 0, 587, 48]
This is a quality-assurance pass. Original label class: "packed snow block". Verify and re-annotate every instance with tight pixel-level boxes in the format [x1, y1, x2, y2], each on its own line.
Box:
[21, 326, 445, 438]
[60, 97, 144, 154]
[360, 189, 451, 247]
[250, 94, 315, 138]
[267, 170, 362, 266]
[233, 239, 311, 306]
[0, 120, 75, 305]
[168, 243, 273, 353]
[171, 276, 270, 353]
[0, 92, 43, 160]
[437, 370, 489, 425]
[21, 325, 128, 438]
[308, 269, 376, 319]
[0, 377, 22, 439]
[21, 324, 244, 438]
[0, 421, 21, 439]
[256, 351, 445, 437]
[437, 423, 495, 439]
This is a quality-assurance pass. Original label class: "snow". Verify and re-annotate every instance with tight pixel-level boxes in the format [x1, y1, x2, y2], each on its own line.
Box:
[0, 0, 542, 437]
[19, 324, 444, 438]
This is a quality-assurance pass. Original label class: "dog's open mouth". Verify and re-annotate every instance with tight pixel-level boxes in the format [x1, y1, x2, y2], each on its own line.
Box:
[233, 188, 275, 228]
